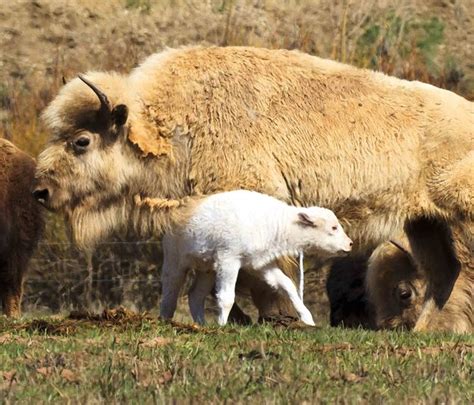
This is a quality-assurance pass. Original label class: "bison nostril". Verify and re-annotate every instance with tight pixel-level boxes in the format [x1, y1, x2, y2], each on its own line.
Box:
[32, 188, 49, 204]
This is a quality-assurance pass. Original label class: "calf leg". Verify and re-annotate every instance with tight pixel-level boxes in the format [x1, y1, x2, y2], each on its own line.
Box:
[214, 258, 241, 326]
[239, 257, 298, 321]
[160, 236, 187, 320]
[188, 271, 215, 324]
[260, 264, 315, 326]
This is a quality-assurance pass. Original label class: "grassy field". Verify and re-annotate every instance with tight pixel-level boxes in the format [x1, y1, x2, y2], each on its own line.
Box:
[1, 310, 472, 403]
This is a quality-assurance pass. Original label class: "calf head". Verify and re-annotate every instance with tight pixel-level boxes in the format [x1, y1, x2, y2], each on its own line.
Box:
[296, 207, 353, 258]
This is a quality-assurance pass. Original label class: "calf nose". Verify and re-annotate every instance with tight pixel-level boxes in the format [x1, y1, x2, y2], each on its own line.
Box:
[32, 188, 49, 204]
[344, 239, 353, 253]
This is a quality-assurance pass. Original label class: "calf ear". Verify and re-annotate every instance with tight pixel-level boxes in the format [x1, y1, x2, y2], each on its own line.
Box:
[297, 212, 315, 227]
[112, 104, 129, 127]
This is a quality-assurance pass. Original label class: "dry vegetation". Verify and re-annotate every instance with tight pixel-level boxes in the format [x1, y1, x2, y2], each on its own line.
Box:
[0, 0, 473, 316]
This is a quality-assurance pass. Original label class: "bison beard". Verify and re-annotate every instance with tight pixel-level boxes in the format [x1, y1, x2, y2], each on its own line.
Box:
[34, 46, 473, 331]
[0, 139, 44, 317]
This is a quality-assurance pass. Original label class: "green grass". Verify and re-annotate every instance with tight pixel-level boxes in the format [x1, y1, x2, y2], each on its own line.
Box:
[0, 313, 472, 403]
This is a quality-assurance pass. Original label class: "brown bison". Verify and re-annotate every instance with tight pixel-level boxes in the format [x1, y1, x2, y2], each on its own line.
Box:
[33, 46, 473, 332]
[0, 138, 44, 317]
[365, 238, 425, 330]
[331, 235, 472, 332]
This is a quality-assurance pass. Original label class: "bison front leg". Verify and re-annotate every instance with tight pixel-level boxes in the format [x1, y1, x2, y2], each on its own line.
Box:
[250, 279, 298, 321]
[0, 258, 25, 318]
[2, 288, 22, 317]
[405, 217, 473, 333]
[227, 302, 252, 325]
[1, 274, 24, 318]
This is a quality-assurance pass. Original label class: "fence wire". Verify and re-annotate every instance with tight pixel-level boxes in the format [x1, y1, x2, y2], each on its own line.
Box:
[23, 240, 330, 320]
[24, 240, 165, 313]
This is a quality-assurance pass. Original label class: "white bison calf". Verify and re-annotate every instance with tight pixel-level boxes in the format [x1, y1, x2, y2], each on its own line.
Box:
[137, 190, 353, 326]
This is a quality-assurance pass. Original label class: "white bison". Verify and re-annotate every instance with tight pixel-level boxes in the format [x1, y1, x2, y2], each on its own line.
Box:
[134, 190, 352, 325]
[33, 46, 473, 332]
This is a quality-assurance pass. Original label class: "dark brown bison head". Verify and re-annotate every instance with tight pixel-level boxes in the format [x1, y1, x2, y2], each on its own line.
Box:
[365, 239, 426, 330]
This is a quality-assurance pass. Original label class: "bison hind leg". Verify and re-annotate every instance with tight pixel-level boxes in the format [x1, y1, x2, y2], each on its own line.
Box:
[431, 153, 474, 223]
[1, 289, 22, 317]
[0, 258, 24, 318]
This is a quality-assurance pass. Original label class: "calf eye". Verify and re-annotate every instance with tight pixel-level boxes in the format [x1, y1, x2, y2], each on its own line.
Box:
[72, 136, 90, 153]
[332, 225, 338, 231]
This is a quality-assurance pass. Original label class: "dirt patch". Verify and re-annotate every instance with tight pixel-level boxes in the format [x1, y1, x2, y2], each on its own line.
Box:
[68, 306, 155, 324]
[25, 319, 78, 335]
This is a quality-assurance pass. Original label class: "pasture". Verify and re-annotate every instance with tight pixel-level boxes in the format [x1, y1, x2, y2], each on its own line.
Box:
[1, 1, 473, 403]
[1, 311, 472, 403]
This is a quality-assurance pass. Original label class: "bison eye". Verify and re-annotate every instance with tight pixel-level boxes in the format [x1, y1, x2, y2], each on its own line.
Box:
[399, 288, 412, 301]
[73, 136, 90, 153]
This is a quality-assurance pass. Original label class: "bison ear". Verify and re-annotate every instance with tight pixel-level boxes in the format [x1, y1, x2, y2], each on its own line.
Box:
[128, 120, 174, 158]
[112, 104, 128, 127]
[297, 212, 315, 227]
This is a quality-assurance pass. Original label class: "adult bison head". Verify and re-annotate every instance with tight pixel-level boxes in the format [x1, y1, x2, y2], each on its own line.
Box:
[365, 239, 426, 330]
[34, 75, 132, 212]
[32, 74, 161, 250]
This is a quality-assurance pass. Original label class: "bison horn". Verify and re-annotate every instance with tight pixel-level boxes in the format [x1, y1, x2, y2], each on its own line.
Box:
[389, 239, 410, 256]
[390, 239, 419, 270]
[78, 75, 112, 117]
[389, 239, 418, 267]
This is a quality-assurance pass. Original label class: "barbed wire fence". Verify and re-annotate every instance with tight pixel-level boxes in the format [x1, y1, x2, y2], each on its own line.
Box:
[24, 240, 165, 314]
[24, 239, 330, 321]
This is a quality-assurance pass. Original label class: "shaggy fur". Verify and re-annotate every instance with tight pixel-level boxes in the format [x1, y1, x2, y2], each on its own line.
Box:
[35, 46, 473, 331]
[0, 139, 44, 317]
